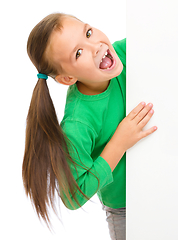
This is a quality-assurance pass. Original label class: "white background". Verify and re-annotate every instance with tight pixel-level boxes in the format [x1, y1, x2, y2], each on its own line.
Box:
[0, 0, 126, 239]
[127, 0, 178, 239]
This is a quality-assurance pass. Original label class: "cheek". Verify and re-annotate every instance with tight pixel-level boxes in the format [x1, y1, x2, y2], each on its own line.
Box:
[79, 56, 96, 71]
[115, 58, 123, 74]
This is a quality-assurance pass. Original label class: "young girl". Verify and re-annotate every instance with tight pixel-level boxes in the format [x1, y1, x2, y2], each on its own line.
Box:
[22, 13, 157, 240]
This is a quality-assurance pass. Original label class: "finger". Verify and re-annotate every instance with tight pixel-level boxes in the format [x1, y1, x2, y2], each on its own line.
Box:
[138, 109, 154, 128]
[140, 126, 158, 139]
[127, 102, 146, 120]
[134, 103, 153, 124]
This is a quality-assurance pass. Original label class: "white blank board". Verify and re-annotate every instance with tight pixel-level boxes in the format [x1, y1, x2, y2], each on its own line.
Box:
[126, 0, 178, 239]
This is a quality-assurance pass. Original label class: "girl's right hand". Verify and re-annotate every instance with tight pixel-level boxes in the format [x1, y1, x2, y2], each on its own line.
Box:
[100, 102, 157, 171]
[111, 102, 157, 152]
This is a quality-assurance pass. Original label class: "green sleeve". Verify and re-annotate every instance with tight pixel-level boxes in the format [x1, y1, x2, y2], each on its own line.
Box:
[113, 38, 126, 67]
[113, 38, 126, 105]
[61, 120, 113, 210]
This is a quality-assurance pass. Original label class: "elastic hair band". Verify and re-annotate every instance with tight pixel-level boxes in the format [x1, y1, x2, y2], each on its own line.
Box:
[37, 73, 48, 80]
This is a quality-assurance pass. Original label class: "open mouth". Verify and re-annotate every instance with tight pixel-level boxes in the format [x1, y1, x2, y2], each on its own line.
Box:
[99, 49, 115, 70]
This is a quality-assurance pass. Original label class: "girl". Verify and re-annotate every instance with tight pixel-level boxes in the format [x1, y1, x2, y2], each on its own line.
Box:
[22, 13, 157, 240]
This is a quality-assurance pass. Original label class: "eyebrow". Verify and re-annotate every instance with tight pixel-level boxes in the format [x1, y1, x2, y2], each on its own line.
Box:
[83, 23, 88, 35]
[70, 23, 89, 59]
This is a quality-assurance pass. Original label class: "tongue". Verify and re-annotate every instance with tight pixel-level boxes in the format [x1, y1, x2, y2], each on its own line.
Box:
[99, 56, 112, 69]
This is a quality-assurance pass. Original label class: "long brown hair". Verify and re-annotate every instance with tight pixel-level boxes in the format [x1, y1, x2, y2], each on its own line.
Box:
[22, 13, 92, 228]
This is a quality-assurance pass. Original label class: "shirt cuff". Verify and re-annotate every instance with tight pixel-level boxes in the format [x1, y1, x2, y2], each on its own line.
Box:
[94, 156, 113, 189]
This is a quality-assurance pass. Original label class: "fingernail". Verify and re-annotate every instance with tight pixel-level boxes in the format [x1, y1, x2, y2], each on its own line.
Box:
[150, 109, 154, 114]
[154, 126, 157, 130]
[149, 103, 153, 107]
[141, 102, 146, 106]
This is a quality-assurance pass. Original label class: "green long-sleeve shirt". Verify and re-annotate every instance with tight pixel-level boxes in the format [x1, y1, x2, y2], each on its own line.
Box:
[61, 38, 126, 209]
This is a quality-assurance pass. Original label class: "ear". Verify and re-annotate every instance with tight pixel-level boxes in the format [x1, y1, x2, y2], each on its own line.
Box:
[55, 75, 78, 85]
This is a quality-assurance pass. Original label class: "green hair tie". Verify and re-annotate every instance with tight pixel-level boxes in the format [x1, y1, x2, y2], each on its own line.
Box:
[37, 73, 48, 80]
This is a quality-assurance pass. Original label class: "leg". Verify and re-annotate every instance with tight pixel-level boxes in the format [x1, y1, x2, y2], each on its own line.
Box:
[102, 205, 126, 240]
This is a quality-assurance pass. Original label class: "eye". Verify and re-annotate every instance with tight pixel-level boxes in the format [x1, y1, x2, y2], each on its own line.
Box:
[76, 49, 82, 59]
[86, 28, 92, 38]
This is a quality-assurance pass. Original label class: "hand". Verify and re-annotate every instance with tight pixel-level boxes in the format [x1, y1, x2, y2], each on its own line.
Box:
[100, 102, 157, 171]
[110, 102, 157, 152]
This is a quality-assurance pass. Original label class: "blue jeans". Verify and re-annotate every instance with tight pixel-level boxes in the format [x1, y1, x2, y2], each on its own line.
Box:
[102, 205, 126, 240]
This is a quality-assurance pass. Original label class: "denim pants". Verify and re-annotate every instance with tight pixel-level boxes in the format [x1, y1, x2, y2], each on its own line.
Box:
[102, 205, 126, 240]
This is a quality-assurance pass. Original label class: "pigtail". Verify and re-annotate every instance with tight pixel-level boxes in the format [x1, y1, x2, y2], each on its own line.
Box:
[22, 78, 89, 227]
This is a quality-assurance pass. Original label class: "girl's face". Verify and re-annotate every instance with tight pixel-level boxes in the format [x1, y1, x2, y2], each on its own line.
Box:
[47, 17, 123, 92]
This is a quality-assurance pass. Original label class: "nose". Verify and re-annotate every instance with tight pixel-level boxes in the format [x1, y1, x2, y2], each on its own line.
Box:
[95, 43, 102, 56]
[86, 41, 102, 57]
